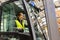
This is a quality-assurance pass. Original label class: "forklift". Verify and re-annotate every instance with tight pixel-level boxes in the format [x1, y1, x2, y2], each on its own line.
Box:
[0, 0, 59, 40]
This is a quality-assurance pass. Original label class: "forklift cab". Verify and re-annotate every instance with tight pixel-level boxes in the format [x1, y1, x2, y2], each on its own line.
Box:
[0, 0, 47, 40]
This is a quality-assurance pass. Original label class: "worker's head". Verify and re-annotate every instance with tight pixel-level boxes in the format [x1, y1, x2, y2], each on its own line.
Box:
[16, 11, 24, 20]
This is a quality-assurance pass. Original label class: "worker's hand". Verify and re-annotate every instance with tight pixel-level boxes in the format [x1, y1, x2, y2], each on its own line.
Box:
[17, 28, 24, 32]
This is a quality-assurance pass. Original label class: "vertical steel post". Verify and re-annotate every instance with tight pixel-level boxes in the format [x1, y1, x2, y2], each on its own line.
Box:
[43, 0, 60, 40]
[22, 0, 36, 40]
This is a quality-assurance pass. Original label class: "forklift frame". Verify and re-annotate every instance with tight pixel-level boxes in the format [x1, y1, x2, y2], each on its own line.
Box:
[0, 0, 60, 40]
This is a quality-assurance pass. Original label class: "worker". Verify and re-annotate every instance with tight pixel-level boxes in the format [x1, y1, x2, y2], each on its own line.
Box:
[15, 11, 26, 32]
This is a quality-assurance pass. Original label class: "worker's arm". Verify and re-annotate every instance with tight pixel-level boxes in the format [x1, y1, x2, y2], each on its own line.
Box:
[24, 20, 28, 28]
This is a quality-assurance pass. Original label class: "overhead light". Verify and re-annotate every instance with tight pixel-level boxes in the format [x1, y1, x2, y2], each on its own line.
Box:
[53, 0, 58, 3]
[0, 0, 8, 3]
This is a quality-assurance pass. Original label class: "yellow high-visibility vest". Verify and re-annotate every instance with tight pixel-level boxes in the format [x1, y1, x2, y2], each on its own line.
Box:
[15, 20, 25, 29]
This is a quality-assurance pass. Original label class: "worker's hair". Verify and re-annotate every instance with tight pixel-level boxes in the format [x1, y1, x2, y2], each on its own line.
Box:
[16, 11, 24, 16]
[25, 0, 30, 2]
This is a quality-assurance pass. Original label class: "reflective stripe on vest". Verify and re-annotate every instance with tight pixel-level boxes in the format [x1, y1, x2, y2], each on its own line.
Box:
[15, 20, 24, 29]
